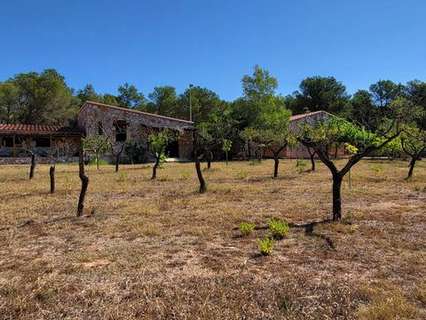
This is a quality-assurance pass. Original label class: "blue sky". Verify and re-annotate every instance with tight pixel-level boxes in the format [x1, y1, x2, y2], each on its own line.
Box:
[1, 0, 425, 100]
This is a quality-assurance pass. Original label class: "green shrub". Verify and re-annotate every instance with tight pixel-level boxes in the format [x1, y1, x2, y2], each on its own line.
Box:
[239, 222, 256, 236]
[258, 237, 274, 256]
[268, 218, 289, 239]
[295, 159, 307, 174]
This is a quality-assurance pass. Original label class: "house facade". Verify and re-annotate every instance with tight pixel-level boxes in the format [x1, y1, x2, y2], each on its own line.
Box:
[0, 124, 81, 164]
[264, 110, 346, 159]
[77, 101, 195, 160]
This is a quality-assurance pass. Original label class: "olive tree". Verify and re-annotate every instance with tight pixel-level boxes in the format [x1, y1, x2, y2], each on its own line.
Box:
[297, 116, 401, 221]
[241, 105, 294, 178]
[82, 135, 109, 170]
[401, 125, 426, 179]
[148, 129, 174, 180]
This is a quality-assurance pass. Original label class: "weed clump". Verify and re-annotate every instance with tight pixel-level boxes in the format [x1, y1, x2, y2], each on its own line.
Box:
[268, 218, 289, 239]
[258, 237, 274, 256]
[239, 222, 256, 236]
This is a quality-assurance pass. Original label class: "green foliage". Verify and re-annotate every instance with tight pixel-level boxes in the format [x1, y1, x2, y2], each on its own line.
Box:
[267, 218, 289, 239]
[148, 130, 174, 161]
[0, 69, 77, 125]
[222, 139, 232, 152]
[289, 76, 349, 115]
[117, 82, 146, 108]
[295, 159, 307, 174]
[83, 135, 110, 169]
[298, 116, 395, 154]
[239, 222, 256, 236]
[257, 237, 274, 256]
[146, 86, 178, 117]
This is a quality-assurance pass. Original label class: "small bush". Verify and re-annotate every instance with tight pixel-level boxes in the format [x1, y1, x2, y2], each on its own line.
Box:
[258, 237, 274, 256]
[295, 160, 307, 174]
[239, 222, 255, 236]
[268, 218, 289, 239]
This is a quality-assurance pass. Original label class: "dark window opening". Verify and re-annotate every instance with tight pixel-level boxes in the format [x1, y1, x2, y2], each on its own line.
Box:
[3, 137, 14, 147]
[166, 139, 179, 158]
[35, 137, 51, 147]
[114, 120, 127, 142]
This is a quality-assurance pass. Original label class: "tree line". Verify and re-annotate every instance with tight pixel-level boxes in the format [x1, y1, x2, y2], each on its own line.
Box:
[1, 66, 425, 131]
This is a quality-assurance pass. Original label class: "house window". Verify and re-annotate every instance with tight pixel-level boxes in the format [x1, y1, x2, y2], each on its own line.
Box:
[114, 120, 127, 142]
[3, 137, 14, 147]
[35, 137, 51, 147]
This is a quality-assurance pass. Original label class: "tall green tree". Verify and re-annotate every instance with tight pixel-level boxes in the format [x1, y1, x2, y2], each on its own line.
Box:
[232, 65, 282, 129]
[347, 90, 379, 130]
[147, 86, 179, 117]
[0, 82, 19, 123]
[241, 105, 293, 178]
[178, 86, 223, 123]
[289, 76, 349, 115]
[117, 83, 145, 108]
[9, 69, 77, 125]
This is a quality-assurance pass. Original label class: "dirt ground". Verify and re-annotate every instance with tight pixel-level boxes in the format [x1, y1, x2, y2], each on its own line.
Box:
[0, 159, 425, 319]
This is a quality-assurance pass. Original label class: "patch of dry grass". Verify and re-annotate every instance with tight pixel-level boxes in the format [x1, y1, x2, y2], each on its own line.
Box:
[0, 159, 425, 319]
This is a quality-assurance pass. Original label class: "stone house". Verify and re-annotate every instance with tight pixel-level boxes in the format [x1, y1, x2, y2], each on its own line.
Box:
[0, 124, 81, 164]
[77, 101, 195, 161]
[263, 110, 346, 159]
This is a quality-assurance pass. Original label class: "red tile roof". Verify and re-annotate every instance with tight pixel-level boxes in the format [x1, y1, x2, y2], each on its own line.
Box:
[0, 124, 81, 136]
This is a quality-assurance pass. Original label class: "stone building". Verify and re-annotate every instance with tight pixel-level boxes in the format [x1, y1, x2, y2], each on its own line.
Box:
[77, 101, 194, 160]
[0, 124, 81, 164]
[263, 110, 346, 159]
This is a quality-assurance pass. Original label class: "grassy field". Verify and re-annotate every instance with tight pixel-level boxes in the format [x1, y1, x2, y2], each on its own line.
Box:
[0, 159, 425, 319]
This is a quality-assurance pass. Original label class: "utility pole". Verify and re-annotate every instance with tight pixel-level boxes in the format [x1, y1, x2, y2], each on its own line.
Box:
[189, 84, 194, 122]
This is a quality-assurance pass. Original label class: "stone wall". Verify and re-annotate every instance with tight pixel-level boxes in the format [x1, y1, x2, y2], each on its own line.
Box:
[78, 102, 194, 160]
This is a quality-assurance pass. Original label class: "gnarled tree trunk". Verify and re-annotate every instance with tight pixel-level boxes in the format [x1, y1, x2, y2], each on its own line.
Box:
[332, 173, 343, 221]
[195, 153, 207, 193]
[273, 156, 279, 178]
[49, 165, 55, 194]
[151, 156, 160, 180]
[207, 151, 213, 169]
[407, 156, 417, 179]
[77, 148, 89, 217]
[29, 153, 36, 179]
[307, 147, 316, 171]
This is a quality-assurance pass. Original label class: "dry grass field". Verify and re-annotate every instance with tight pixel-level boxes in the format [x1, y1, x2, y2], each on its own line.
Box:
[0, 159, 425, 319]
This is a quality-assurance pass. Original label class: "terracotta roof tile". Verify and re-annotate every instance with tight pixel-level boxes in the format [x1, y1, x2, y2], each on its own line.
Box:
[0, 124, 81, 136]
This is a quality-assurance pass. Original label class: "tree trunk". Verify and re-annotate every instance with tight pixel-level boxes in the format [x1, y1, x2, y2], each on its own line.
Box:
[96, 155, 99, 170]
[29, 153, 36, 179]
[49, 165, 55, 194]
[310, 152, 316, 171]
[195, 155, 207, 193]
[151, 157, 160, 180]
[332, 173, 343, 221]
[334, 145, 339, 159]
[273, 155, 279, 178]
[225, 151, 229, 165]
[77, 148, 89, 217]
[207, 151, 212, 169]
[115, 153, 120, 172]
[406, 157, 416, 179]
